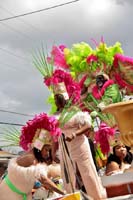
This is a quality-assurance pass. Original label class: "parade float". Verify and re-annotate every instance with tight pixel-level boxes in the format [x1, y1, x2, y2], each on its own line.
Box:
[0, 38, 133, 199]
[101, 100, 133, 198]
[32, 38, 133, 199]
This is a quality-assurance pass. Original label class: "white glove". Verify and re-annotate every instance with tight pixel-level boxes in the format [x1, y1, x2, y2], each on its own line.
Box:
[97, 102, 106, 110]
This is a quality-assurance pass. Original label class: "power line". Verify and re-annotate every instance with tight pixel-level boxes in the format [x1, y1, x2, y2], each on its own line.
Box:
[0, 60, 31, 72]
[0, 5, 41, 33]
[0, 109, 34, 117]
[0, 21, 35, 42]
[0, 6, 39, 42]
[0, 47, 30, 63]
[0, 61, 18, 70]
[0, 0, 80, 22]
[0, 122, 24, 126]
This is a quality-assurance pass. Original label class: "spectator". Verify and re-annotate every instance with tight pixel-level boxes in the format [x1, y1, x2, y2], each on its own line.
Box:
[105, 142, 132, 176]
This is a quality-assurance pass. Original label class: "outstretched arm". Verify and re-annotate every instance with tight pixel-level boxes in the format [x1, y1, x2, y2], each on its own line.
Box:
[39, 175, 64, 195]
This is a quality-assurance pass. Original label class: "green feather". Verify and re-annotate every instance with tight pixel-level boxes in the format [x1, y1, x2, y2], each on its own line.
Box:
[32, 45, 53, 78]
[0, 127, 20, 148]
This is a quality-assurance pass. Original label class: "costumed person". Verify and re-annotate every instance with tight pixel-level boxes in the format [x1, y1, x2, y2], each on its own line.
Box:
[53, 82, 107, 200]
[92, 73, 122, 108]
[83, 73, 122, 113]
[81, 73, 122, 169]
[64, 41, 123, 129]
[0, 113, 64, 200]
[81, 73, 122, 145]
[33, 45, 108, 199]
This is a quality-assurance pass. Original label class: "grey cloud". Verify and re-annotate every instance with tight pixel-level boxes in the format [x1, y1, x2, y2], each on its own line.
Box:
[0, 0, 133, 135]
[114, 0, 133, 5]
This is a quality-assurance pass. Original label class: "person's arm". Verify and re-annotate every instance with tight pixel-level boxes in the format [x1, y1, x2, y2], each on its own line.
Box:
[39, 175, 65, 195]
[65, 111, 92, 142]
[65, 123, 91, 142]
[76, 123, 91, 136]
[105, 161, 121, 176]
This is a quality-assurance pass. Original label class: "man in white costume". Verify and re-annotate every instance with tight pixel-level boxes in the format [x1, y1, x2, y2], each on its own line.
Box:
[53, 82, 107, 200]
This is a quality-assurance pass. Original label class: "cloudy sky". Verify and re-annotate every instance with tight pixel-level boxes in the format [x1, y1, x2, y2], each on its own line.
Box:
[0, 0, 133, 137]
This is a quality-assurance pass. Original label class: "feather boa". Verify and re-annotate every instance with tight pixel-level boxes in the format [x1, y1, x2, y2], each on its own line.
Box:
[92, 80, 114, 99]
[95, 122, 115, 154]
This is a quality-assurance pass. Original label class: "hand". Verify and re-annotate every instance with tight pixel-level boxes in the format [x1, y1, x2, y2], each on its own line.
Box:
[65, 133, 76, 142]
[39, 175, 65, 195]
[65, 136, 73, 142]
[97, 102, 106, 110]
[53, 157, 60, 163]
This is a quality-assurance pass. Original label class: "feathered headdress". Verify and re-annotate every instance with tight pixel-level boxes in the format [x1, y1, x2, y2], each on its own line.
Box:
[111, 53, 133, 94]
[33, 48, 81, 106]
[19, 113, 61, 151]
[63, 40, 123, 78]
[44, 69, 81, 103]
